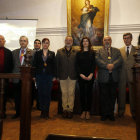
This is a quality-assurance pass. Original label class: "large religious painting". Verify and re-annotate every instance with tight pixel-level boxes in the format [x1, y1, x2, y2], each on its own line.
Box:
[67, 0, 110, 49]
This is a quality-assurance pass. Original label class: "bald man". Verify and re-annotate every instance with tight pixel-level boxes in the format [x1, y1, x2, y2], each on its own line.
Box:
[0, 35, 13, 119]
[96, 36, 122, 121]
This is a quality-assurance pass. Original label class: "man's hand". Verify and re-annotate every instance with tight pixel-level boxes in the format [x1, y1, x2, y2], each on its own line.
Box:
[9, 79, 12, 83]
[80, 74, 88, 80]
[57, 78, 60, 82]
[106, 64, 114, 71]
[33, 78, 36, 82]
[52, 78, 56, 82]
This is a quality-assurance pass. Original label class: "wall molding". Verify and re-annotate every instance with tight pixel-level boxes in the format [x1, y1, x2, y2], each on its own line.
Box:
[109, 24, 140, 34]
[36, 24, 140, 36]
[36, 27, 67, 36]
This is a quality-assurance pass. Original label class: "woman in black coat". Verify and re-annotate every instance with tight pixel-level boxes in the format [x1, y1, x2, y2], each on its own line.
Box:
[33, 38, 56, 119]
[76, 36, 96, 119]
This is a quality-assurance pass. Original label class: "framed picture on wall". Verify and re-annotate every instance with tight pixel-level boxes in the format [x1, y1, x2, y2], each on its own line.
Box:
[67, 0, 110, 49]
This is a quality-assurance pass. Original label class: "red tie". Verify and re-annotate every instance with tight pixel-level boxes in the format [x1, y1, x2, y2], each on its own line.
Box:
[20, 49, 24, 64]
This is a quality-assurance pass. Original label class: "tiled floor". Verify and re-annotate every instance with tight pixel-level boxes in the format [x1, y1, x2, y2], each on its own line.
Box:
[2, 100, 136, 140]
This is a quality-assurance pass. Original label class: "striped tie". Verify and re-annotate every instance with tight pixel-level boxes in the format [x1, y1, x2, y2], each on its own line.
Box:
[20, 49, 24, 64]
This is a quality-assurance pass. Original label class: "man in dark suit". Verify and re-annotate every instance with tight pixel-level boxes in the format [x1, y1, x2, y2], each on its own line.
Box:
[33, 39, 41, 51]
[0, 35, 13, 119]
[32, 39, 41, 110]
[11, 36, 35, 119]
[116, 33, 136, 120]
[56, 36, 77, 119]
[96, 36, 122, 121]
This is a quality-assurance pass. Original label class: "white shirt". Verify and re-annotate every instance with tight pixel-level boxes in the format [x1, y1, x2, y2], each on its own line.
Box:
[125, 45, 132, 54]
[19, 48, 27, 65]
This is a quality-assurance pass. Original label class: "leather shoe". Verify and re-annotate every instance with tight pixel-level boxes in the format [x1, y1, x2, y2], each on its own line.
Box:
[115, 113, 124, 118]
[62, 111, 67, 118]
[108, 115, 115, 121]
[132, 116, 136, 120]
[39, 111, 44, 119]
[67, 111, 73, 119]
[2, 114, 7, 119]
[100, 115, 107, 121]
[11, 114, 20, 119]
[44, 111, 49, 120]
[36, 104, 40, 110]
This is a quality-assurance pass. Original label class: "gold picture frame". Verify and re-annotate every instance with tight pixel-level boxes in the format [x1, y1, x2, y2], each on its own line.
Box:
[67, 0, 110, 50]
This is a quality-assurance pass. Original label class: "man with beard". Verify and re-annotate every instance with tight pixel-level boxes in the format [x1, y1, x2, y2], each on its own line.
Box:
[56, 36, 77, 119]
[96, 36, 122, 121]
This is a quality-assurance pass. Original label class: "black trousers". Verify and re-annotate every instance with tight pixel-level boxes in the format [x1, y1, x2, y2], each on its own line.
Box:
[99, 73, 118, 116]
[78, 76, 94, 112]
[32, 81, 40, 108]
[13, 81, 22, 115]
[3, 81, 9, 114]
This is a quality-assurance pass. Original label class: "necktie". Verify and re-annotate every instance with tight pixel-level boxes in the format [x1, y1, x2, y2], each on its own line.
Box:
[20, 49, 24, 64]
[107, 48, 109, 56]
[127, 47, 129, 57]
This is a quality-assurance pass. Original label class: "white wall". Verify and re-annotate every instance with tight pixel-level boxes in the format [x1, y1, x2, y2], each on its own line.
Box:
[109, 0, 140, 48]
[0, 0, 140, 52]
[0, 0, 67, 28]
[0, 0, 67, 53]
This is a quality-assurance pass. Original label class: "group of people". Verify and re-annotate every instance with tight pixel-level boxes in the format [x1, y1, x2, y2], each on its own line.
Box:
[0, 32, 136, 122]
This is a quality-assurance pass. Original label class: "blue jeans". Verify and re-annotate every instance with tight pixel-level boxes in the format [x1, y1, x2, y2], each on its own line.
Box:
[36, 72, 53, 111]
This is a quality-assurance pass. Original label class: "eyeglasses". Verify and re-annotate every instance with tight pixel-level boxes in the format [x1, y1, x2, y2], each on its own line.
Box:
[123, 37, 131, 40]
[0, 38, 4, 41]
[42, 42, 49, 44]
[104, 39, 111, 41]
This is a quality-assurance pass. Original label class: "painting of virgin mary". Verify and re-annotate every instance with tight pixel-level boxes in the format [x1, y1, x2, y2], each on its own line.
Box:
[78, 0, 99, 38]
[70, 0, 105, 47]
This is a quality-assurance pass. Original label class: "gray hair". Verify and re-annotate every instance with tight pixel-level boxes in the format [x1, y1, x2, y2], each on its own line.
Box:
[19, 36, 28, 42]
[65, 36, 73, 41]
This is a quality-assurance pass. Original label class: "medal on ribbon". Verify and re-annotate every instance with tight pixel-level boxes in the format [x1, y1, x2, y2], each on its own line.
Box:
[108, 56, 111, 60]
[44, 63, 47, 66]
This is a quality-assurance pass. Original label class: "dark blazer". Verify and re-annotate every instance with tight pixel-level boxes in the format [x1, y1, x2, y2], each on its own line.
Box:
[12, 48, 35, 83]
[3, 47, 13, 73]
[95, 47, 122, 83]
[33, 49, 56, 78]
[56, 47, 78, 80]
